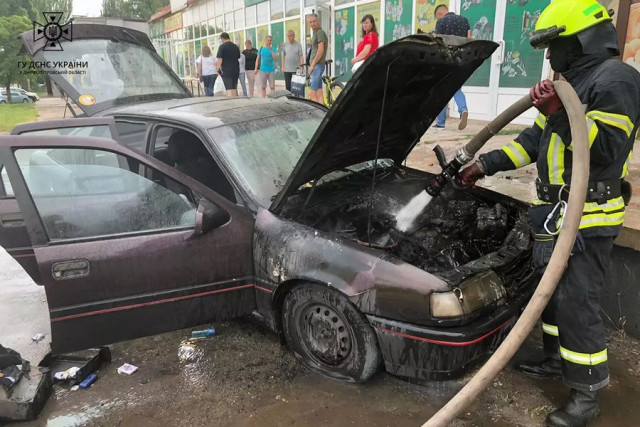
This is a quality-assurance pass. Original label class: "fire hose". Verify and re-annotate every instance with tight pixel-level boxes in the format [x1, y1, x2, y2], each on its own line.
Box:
[423, 80, 590, 426]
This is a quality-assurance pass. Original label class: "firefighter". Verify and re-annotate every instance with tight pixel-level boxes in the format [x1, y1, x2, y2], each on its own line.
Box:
[458, 0, 640, 425]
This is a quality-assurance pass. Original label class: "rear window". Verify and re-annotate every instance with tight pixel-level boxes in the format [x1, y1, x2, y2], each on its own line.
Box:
[39, 39, 188, 107]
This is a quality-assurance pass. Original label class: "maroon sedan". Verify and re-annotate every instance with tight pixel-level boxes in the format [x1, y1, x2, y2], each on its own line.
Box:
[0, 25, 535, 382]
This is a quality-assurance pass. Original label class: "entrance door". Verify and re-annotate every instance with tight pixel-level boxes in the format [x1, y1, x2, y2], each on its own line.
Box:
[459, 0, 550, 125]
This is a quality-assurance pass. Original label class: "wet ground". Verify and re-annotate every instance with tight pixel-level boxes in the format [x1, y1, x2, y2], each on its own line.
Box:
[8, 316, 640, 427]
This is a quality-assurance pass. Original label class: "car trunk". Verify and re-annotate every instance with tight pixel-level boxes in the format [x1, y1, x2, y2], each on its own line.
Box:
[280, 165, 533, 294]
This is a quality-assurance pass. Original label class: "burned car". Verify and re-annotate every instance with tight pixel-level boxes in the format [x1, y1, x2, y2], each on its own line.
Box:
[0, 25, 535, 382]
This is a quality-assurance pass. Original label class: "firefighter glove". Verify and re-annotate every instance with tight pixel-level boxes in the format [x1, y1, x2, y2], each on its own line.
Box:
[530, 79, 563, 116]
[457, 162, 485, 188]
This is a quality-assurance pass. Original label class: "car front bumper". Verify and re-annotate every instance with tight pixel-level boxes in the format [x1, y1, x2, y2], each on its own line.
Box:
[367, 297, 526, 381]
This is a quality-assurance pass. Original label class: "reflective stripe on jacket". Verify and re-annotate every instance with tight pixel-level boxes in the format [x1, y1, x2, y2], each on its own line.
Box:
[480, 59, 640, 237]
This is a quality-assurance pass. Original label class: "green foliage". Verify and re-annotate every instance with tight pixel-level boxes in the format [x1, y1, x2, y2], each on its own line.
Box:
[0, 15, 32, 101]
[102, 0, 169, 20]
[0, 0, 38, 22]
[31, 0, 73, 21]
[0, 103, 39, 133]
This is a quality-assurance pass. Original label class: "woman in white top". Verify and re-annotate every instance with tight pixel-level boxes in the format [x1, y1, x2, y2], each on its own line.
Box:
[196, 45, 216, 96]
[238, 50, 247, 97]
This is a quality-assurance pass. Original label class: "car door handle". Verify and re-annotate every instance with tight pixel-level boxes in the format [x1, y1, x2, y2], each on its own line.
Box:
[51, 259, 90, 280]
[0, 212, 25, 228]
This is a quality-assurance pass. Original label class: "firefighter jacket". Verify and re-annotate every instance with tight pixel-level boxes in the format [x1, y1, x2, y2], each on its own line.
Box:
[479, 56, 640, 238]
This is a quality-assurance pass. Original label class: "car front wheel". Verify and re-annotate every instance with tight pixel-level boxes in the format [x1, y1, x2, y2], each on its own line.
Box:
[282, 283, 380, 382]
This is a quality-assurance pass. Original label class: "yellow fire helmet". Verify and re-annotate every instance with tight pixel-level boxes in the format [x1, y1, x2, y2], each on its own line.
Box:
[530, 0, 613, 49]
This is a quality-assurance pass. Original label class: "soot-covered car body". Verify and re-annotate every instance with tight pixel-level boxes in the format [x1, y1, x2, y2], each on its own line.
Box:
[0, 25, 535, 382]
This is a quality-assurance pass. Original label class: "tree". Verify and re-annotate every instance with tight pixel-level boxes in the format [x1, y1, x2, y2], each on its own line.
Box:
[31, 0, 73, 20]
[0, 15, 32, 102]
[102, 0, 168, 21]
[0, 0, 38, 22]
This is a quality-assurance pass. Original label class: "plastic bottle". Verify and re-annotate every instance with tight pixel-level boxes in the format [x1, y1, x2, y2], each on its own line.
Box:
[191, 328, 216, 339]
[79, 372, 98, 388]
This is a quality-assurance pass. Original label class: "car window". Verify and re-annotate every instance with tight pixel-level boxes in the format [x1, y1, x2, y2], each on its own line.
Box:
[152, 126, 236, 203]
[208, 109, 324, 206]
[17, 125, 112, 139]
[115, 121, 147, 153]
[38, 39, 188, 106]
[14, 147, 197, 242]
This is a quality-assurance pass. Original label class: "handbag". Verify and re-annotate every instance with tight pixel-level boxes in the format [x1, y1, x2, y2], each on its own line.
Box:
[213, 75, 226, 96]
[290, 73, 307, 97]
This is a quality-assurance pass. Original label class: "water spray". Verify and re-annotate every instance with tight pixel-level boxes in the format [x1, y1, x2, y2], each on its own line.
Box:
[396, 95, 535, 233]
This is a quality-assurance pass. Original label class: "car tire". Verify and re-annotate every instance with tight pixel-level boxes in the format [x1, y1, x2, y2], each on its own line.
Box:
[282, 283, 380, 382]
[23, 99, 29, 103]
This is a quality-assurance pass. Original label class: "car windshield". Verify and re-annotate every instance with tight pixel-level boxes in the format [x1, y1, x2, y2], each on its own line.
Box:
[38, 39, 188, 106]
[209, 109, 324, 206]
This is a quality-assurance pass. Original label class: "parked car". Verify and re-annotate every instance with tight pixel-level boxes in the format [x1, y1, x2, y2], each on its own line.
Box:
[0, 25, 536, 382]
[11, 87, 39, 102]
[0, 90, 31, 104]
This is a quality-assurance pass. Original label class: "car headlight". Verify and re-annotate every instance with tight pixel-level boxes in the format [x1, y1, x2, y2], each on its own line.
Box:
[430, 270, 506, 318]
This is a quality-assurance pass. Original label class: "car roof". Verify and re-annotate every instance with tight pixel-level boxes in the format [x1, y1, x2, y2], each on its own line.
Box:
[99, 96, 322, 129]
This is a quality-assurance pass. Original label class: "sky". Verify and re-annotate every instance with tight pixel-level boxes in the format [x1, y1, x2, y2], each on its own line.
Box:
[72, 0, 103, 17]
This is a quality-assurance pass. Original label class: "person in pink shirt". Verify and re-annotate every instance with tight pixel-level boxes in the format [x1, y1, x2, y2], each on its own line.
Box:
[351, 15, 379, 69]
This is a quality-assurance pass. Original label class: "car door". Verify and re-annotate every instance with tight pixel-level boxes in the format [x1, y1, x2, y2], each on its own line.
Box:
[0, 135, 255, 354]
[1, 118, 122, 284]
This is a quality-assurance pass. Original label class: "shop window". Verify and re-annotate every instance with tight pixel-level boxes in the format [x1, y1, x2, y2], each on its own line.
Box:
[207, 19, 217, 35]
[216, 15, 225, 33]
[285, 0, 299, 17]
[246, 5, 257, 27]
[234, 10, 244, 29]
[257, 2, 268, 24]
[270, 0, 284, 20]
[225, 12, 234, 30]
[184, 9, 193, 26]
[233, 0, 243, 11]
[207, 0, 216, 17]
[185, 25, 194, 40]
[224, 0, 234, 13]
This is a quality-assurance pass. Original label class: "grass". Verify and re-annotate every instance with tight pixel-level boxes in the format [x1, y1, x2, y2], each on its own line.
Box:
[0, 103, 39, 133]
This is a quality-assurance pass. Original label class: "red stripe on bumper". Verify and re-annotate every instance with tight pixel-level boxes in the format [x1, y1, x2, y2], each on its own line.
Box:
[377, 317, 516, 347]
[51, 283, 255, 322]
[11, 253, 35, 258]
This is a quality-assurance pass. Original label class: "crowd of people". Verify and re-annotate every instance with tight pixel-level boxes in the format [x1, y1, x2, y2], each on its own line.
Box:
[194, 13, 381, 103]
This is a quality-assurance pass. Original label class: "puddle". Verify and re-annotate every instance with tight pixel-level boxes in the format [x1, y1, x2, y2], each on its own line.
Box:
[46, 399, 122, 427]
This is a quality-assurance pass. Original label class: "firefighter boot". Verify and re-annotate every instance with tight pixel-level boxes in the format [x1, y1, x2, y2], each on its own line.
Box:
[546, 389, 600, 427]
[516, 357, 562, 379]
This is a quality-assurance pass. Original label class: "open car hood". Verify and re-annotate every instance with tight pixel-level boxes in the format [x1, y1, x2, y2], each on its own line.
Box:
[19, 24, 191, 116]
[271, 34, 497, 212]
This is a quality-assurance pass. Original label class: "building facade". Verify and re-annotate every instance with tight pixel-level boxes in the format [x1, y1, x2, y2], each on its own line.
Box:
[148, 0, 636, 124]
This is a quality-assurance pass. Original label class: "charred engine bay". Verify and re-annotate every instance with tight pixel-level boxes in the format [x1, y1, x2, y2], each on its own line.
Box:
[281, 166, 533, 289]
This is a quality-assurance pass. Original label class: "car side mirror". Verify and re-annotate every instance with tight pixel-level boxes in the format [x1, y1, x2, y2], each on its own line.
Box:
[194, 199, 230, 236]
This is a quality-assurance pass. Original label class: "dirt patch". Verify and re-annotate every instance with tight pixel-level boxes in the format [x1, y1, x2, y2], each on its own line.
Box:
[14, 318, 640, 427]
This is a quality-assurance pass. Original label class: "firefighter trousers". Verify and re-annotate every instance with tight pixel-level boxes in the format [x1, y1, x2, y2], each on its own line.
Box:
[539, 235, 615, 391]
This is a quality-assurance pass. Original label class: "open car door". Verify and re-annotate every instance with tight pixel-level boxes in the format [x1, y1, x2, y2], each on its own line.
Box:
[0, 135, 255, 354]
[1, 117, 123, 284]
